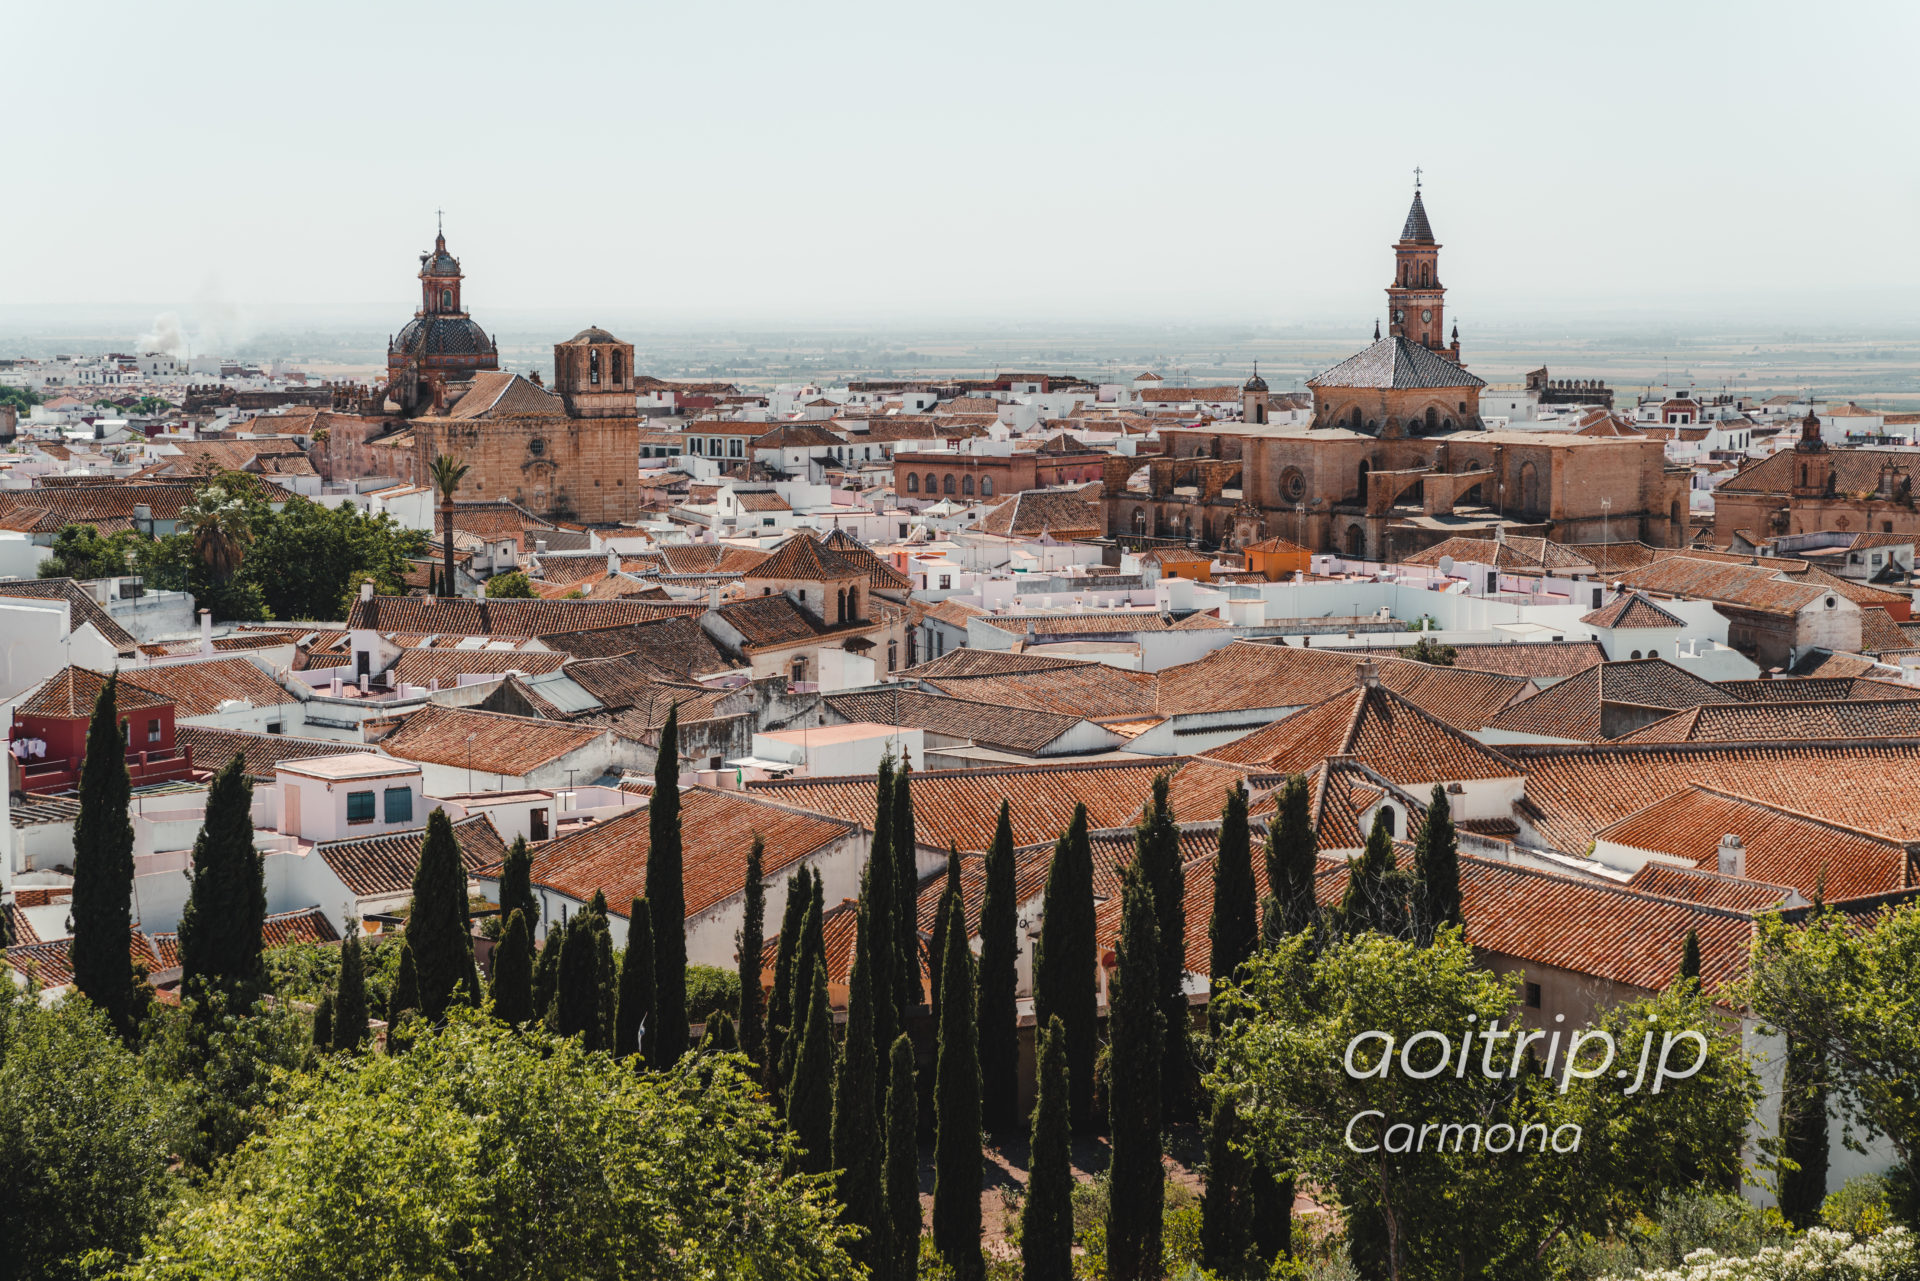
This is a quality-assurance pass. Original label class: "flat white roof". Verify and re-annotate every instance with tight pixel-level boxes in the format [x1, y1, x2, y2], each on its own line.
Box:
[277, 753, 417, 781]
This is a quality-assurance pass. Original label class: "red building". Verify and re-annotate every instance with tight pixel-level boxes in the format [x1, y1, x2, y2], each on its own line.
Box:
[9, 668, 198, 795]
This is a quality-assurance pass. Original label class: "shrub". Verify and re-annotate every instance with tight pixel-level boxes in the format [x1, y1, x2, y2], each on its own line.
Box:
[685, 963, 741, 1025]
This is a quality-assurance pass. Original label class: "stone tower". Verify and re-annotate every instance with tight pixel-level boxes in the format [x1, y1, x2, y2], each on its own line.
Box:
[1385, 184, 1462, 362]
[552, 326, 636, 419]
[1242, 364, 1270, 425]
[1791, 407, 1832, 498]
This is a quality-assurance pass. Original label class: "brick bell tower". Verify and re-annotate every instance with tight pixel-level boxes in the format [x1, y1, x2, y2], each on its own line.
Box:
[1385, 173, 1462, 363]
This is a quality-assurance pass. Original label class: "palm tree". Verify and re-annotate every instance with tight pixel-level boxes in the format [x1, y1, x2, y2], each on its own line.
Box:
[181, 486, 252, 581]
[428, 454, 470, 600]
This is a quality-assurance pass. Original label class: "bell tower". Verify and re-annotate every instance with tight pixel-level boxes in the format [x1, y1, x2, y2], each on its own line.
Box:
[1791, 407, 1832, 498]
[419, 215, 464, 318]
[553, 326, 637, 419]
[1385, 173, 1454, 357]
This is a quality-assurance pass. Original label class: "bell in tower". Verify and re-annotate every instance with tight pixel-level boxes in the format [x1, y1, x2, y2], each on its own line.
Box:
[553, 326, 637, 419]
[1385, 173, 1450, 355]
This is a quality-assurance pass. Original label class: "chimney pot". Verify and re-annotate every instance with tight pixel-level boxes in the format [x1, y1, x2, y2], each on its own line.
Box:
[360, 580, 375, 602]
[1717, 832, 1745, 879]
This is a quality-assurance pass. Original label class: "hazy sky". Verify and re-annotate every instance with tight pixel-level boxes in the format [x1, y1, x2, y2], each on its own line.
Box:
[10, 0, 1917, 328]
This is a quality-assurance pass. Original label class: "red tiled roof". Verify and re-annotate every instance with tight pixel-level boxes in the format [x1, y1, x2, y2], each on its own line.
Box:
[822, 688, 1090, 755]
[1151, 642, 1527, 729]
[345, 595, 703, 636]
[1622, 863, 1797, 913]
[1207, 685, 1523, 786]
[375, 705, 610, 776]
[388, 649, 570, 686]
[115, 657, 294, 717]
[175, 726, 368, 779]
[1614, 698, 1920, 745]
[15, 666, 170, 718]
[743, 530, 861, 583]
[1488, 659, 1738, 742]
[1580, 592, 1687, 629]
[317, 812, 508, 899]
[919, 662, 1161, 719]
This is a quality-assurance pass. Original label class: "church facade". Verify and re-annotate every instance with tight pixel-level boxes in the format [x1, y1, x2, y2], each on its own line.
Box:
[1106, 189, 1688, 559]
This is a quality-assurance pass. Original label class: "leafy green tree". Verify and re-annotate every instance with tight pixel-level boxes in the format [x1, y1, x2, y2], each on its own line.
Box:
[737, 837, 766, 1068]
[1680, 927, 1702, 986]
[833, 873, 885, 1270]
[883, 1033, 920, 1281]
[978, 800, 1020, 1133]
[332, 930, 370, 1051]
[485, 571, 536, 599]
[1134, 772, 1190, 1118]
[648, 707, 689, 1065]
[406, 808, 476, 1021]
[143, 988, 308, 1171]
[1213, 930, 1756, 1279]
[1397, 635, 1456, 666]
[71, 673, 136, 1041]
[177, 753, 265, 1007]
[428, 453, 470, 600]
[893, 765, 923, 1009]
[928, 846, 962, 1027]
[931, 890, 982, 1280]
[609, 898, 649, 1058]
[125, 1013, 856, 1279]
[1777, 1031, 1830, 1229]
[1106, 866, 1165, 1281]
[0, 986, 177, 1281]
[243, 496, 428, 620]
[312, 992, 334, 1050]
[1412, 783, 1461, 945]
[491, 908, 535, 1028]
[386, 940, 420, 1052]
[39, 524, 145, 581]
[1034, 802, 1097, 1132]
[0, 383, 42, 414]
[1265, 773, 1318, 937]
[180, 484, 253, 582]
[766, 866, 810, 1097]
[786, 954, 835, 1175]
[1023, 1015, 1073, 1281]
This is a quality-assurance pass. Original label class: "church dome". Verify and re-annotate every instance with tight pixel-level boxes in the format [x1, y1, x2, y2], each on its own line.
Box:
[562, 326, 624, 345]
[1243, 370, 1269, 392]
[392, 314, 495, 358]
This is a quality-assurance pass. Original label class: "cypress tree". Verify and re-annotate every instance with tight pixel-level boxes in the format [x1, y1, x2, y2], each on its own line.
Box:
[177, 752, 265, 1007]
[786, 954, 835, 1174]
[1412, 783, 1461, 945]
[617, 897, 653, 1060]
[1105, 866, 1164, 1281]
[766, 867, 809, 1095]
[1134, 772, 1190, 1118]
[532, 920, 563, 1021]
[1208, 781, 1257, 1036]
[1034, 803, 1097, 1132]
[978, 800, 1020, 1133]
[736, 837, 767, 1068]
[884, 1033, 921, 1281]
[70, 673, 136, 1040]
[865, 762, 900, 1107]
[1778, 1032, 1831, 1228]
[1679, 927, 1702, 986]
[556, 910, 607, 1050]
[1023, 1015, 1073, 1281]
[491, 908, 534, 1028]
[1249, 1159, 1295, 1268]
[893, 765, 923, 1009]
[1200, 1092, 1255, 1275]
[928, 846, 962, 1027]
[931, 890, 981, 1280]
[311, 992, 334, 1050]
[332, 930, 369, 1051]
[594, 915, 616, 1051]
[703, 1011, 738, 1051]
[406, 807, 474, 1021]
[497, 834, 538, 930]
[833, 875, 884, 1271]
[1265, 773, 1318, 937]
[386, 940, 420, 1055]
[647, 705, 689, 1065]
[782, 873, 826, 1097]
[1340, 809, 1407, 938]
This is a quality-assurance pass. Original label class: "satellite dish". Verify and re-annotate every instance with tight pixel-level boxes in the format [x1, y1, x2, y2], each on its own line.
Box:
[1438, 555, 1455, 576]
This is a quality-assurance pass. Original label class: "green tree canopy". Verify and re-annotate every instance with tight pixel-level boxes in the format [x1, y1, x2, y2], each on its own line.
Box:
[483, 571, 535, 599]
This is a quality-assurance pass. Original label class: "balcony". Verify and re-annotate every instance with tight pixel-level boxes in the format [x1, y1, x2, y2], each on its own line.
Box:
[20, 745, 198, 795]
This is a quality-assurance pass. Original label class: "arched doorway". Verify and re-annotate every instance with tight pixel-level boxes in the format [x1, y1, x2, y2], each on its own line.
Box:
[1357, 459, 1372, 503]
[1346, 524, 1367, 558]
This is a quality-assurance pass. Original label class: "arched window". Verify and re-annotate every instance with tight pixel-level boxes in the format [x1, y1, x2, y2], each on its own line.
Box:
[589, 349, 601, 386]
[611, 351, 623, 384]
[1346, 524, 1366, 557]
[1801, 464, 1809, 487]
[440, 288, 452, 309]
[1379, 806, 1397, 837]
[925, 473, 937, 494]
[1630, 651, 1642, 660]
[980, 476, 993, 497]
[943, 475, 955, 495]
[887, 639, 898, 672]
[836, 589, 846, 623]
[1421, 264, 1430, 286]
[961, 475, 974, 496]
[1350, 406, 1364, 429]
[847, 587, 859, 617]
[1424, 407, 1438, 432]
[906, 472, 919, 493]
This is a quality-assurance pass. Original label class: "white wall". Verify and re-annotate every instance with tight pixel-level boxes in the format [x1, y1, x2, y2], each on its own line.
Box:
[0, 600, 84, 703]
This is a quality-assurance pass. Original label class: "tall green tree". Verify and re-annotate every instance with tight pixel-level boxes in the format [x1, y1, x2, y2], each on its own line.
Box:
[977, 800, 1020, 1133]
[931, 890, 981, 1280]
[177, 752, 265, 1008]
[1200, 1092, 1255, 1276]
[332, 930, 370, 1051]
[532, 921, 562, 1022]
[833, 874, 884, 1271]
[1106, 866, 1165, 1281]
[883, 1033, 921, 1281]
[490, 909, 534, 1029]
[556, 908, 610, 1051]
[786, 954, 835, 1175]
[1679, 927, 1702, 986]
[1023, 1015, 1073, 1281]
[782, 873, 827, 1096]
[1777, 1030, 1831, 1229]
[865, 760, 900, 1105]
[312, 993, 335, 1051]
[647, 706, 689, 1065]
[1134, 771, 1190, 1118]
[766, 867, 810, 1094]
[406, 808, 476, 1021]
[386, 941, 420, 1055]
[1265, 772, 1318, 937]
[893, 765, 923, 1009]
[497, 835, 538, 932]
[1412, 783, 1461, 945]
[1340, 810, 1410, 939]
[1034, 803, 1097, 1132]
[428, 453, 470, 600]
[1208, 781, 1257, 1036]
[1202, 783, 1260, 1274]
[617, 897, 653, 1060]
[737, 838, 767, 1068]
[927, 846, 962, 1027]
[70, 674, 136, 1040]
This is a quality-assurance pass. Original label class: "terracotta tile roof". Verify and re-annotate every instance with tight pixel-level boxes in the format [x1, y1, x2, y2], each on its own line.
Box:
[1857, 605, 1913, 655]
[1786, 650, 1890, 679]
[743, 530, 861, 583]
[977, 490, 1104, 539]
[1718, 675, 1912, 702]
[534, 616, 736, 677]
[977, 609, 1229, 636]
[1580, 592, 1687, 629]
[901, 649, 1091, 680]
[389, 649, 570, 686]
[532, 553, 622, 586]
[1509, 740, 1920, 851]
[16, 666, 170, 718]
[1402, 536, 1598, 574]
[822, 688, 1089, 755]
[1622, 863, 1797, 913]
[345, 595, 703, 636]
[439, 372, 563, 420]
[1306, 760, 1431, 852]
[1613, 698, 1920, 745]
[919, 600, 988, 628]
[1440, 641, 1609, 680]
[1488, 659, 1739, 742]
[318, 812, 507, 899]
[1206, 685, 1523, 786]
[7, 933, 161, 991]
[174, 726, 368, 780]
[919, 662, 1161, 719]
[820, 528, 914, 592]
[505, 788, 854, 921]
[1135, 385, 1246, 403]
[646, 543, 771, 576]
[115, 657, 294, 717]
[715, 595, 838, 649]
[260, 905, 342, 949]
[1151, 642, 1527, 729]
[375, 705, 610, 776]
[1242, 536, 1312, 555]
[1598, 784, 1912, 903]
[0, 479, 296, 536]
[1612, 556, 1836, 615]
[1308, 336, 1485, 391]
[0, 577, 138, 652]
[1717, 447, 1918, 498]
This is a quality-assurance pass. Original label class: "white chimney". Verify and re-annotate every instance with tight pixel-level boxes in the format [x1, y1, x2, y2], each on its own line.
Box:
[536, 539, 548, 555]
[359, 673, 369, 693]
[607, 549, 621, 576]
[199, 609, 213, 657]
[330, 674, 343, 697]
[360, 579, 375, 602]
[1717, 833, 1745, 878]
[1356, 660, 1381, 689]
